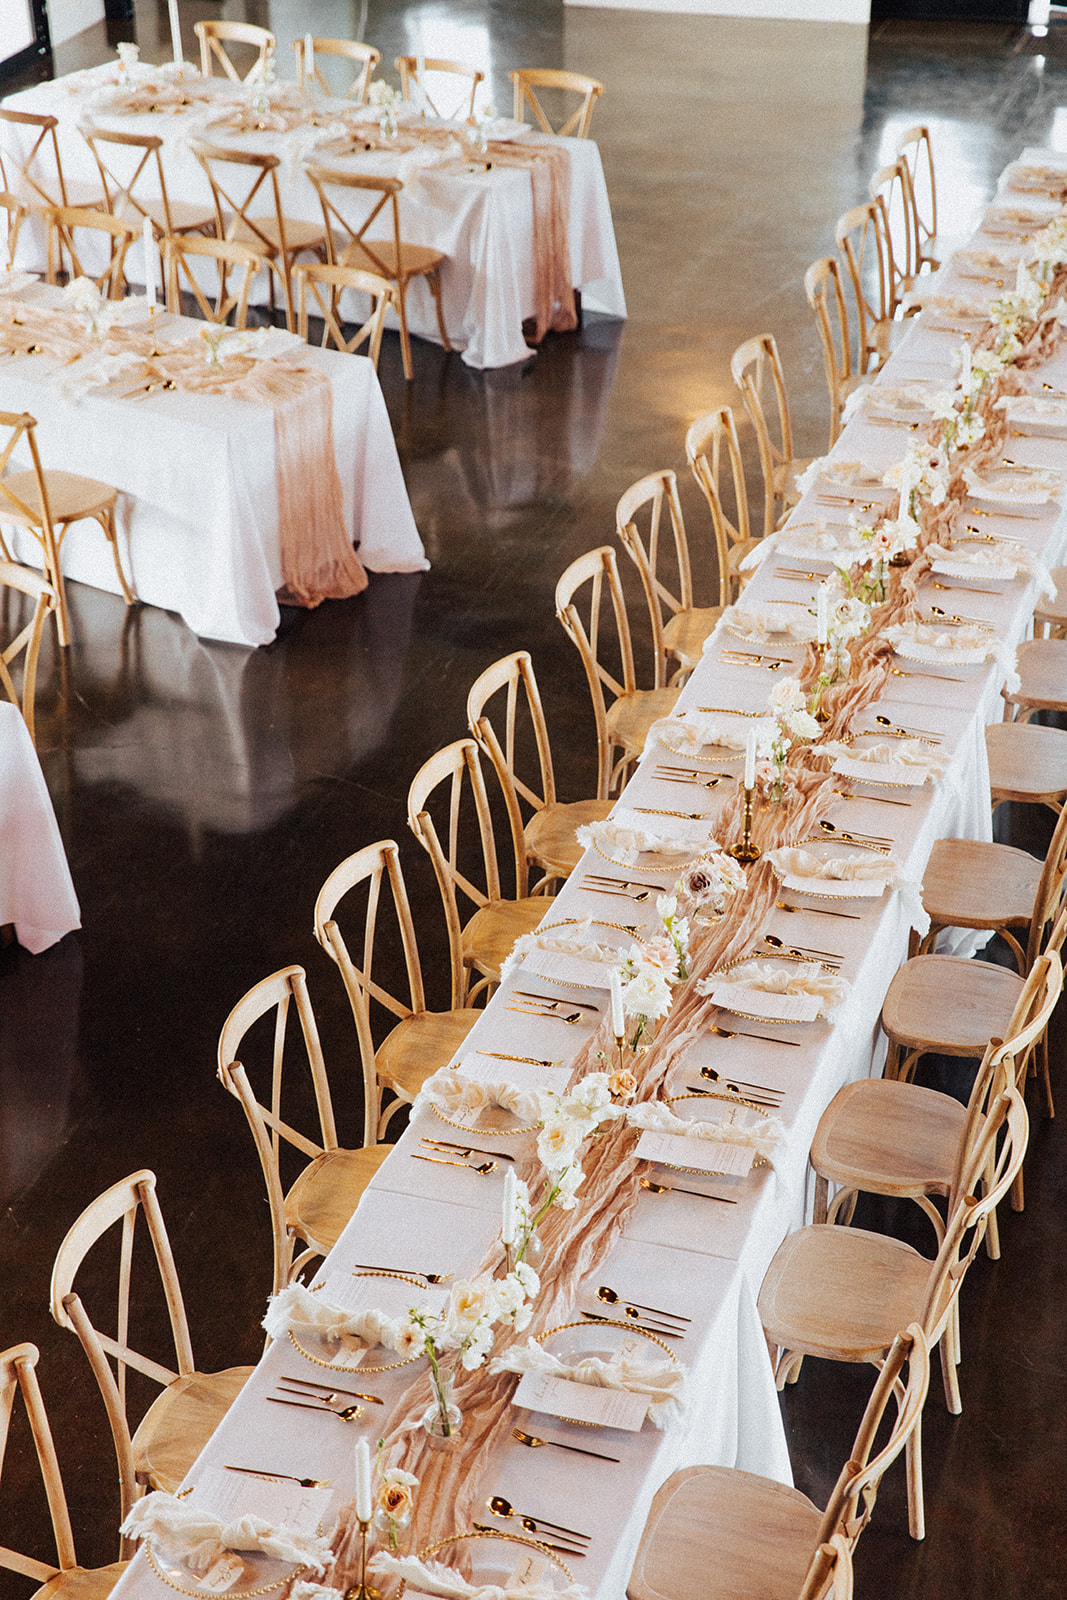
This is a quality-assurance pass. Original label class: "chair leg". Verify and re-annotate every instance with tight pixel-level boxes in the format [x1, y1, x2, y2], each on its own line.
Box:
[376, 1093, 412, 1140]
[905, 1408, 925, 1541]
[96, 509, 136, 607]
[395, 283, 415, 381]
[940, 1318, 962, 1415]
[425, 266, 451, 351]
[40, 525, 72, 648]
[813, 1172, 829, 1225]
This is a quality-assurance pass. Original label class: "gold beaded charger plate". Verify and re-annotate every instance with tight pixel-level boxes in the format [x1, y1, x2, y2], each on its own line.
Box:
[708, 953, 841, 1023]
[525, 1317, 677, 1429]
[418, 1530, 575, 1588]
[146, 1541, 302, 1598]
[660, 1091, 771, 1173]
[592, 836, 703, 873]
[287, 1279, 423, 1373]
[769, 835, 893, 902]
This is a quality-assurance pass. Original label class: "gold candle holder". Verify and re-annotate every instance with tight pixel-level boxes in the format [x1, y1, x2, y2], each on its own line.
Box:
[729, 785, 761, 864]
[344, 1520, 380, 1600]
[813, 644, 832, 724]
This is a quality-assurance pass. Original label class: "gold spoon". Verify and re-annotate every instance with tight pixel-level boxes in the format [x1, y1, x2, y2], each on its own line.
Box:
[488, 1496, 591, 1541]
[411, 1155, 499, 1174]
[596, 1286, 692, 1321]
[708, 1020, 803, 1046]
[760, 933, 842, 961]
[224, 1465, 329, 1487]
[699, 1065, 782, 1098]
[775, 899, 862, 920]
[818, 820, 892, 846]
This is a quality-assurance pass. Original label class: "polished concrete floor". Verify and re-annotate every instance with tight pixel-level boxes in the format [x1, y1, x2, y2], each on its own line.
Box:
[3, 6, 1067, 1596]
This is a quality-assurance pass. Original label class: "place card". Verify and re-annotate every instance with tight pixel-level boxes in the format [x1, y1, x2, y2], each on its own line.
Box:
[705, 983, 821, 1023]
[527, 951, 613, 990]
[634, 1128, 754, 1177]
[513, 1369, 648, 1431]
[193, 1466, 331, 1534]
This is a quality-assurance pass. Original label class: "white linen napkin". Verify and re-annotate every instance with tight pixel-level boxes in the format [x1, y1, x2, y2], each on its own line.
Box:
[262, 1282, 402, 1354]
[368, 1552, 587, 1600]
[821, 737, 950, 785]
[648, 710, 775, 755]
[627, 1098, 783, 1170]
[765, 845, 929, 935]
[720, 603, 817, 644]
[962, 464, 1062, 504]
[924, 541, 1053, 595]
[489, 1335, 685, 1428]
[696, 957, 849, 1020]
[576, 810, 704, 865]
[883, 621, 1019, 689]
[501, 917, 620, 982]
[414, 1067, 541, 1127]
[120, 1490, 332, 1574]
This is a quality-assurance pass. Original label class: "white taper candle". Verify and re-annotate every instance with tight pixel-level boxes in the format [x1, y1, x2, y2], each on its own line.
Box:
[305, 33, 315, 92]
[167, 0, 182, 67]
[355, 1437, 372, 1524]
[501, 1165, 517, 1246]
[142, 214, 157, 307]
[816, 582, 829, 646]
[744, 729, 757, 790]
[610, 967, 625, 1038]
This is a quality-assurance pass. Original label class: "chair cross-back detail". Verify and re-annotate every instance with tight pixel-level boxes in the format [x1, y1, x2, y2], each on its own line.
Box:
[730, 333, 814, 542]
[0, 109, 86, 213]
[896, 123, 939, 274]
[685, 406, 757, 607]
[0, 561, 55, 747]
[162, 234, 261, 328]
[509, 69, 604, 139]
[835, 200, 895, 374]
[305, 163, 450, 380]
[217, 965, 392, 1297]
[46, 206, 135, 298]
[805, 255, 866, 450]
[395, 56, 484, 121]
[49, 1169, 254, 1527]
[314, 841, 481, 1139]
[870, 158, 919, 316]
[81, 127, 215, 241]
[616, 468, 721, 685]
[294, 261, 396, 367]
[293, 37, 380, 103]
[194, 21, 276, 83]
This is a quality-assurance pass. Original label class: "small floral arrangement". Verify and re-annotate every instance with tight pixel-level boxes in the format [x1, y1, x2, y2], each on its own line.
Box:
[836, 512, 915, 605]
[988, 260, 1044, 359]
[758, 676, 820, 802]
[116, 41, 139, 85]
[675, 849, 747, 917]
[1029, 213, 1067, 281]
[614, 894, 689, 1052]
[530, 1072, 625, 1215]
[373, 1448, 418, 1550]
[63, 276, 120, 338]
[368, 78, 401, 136]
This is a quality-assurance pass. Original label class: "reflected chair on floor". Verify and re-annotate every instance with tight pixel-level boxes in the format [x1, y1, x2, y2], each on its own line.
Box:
[162, 234, 261, 328]
[0, 1341, 130, 1590]
[0, 561, 55, 747]
[407, 738, 555, 1008]
[509, 69, 603, 138]
[293, 37, 380, 102]
[627, 1326, 927, 1598]
[395, 57, 484, 121]
[194, 21, 275, 83]
[685, 405, 758, 605]
[314, 840, 481, 1139]
[555, 545, 681, 798]
[804, 256, 870, 449]
[49, 1169, 254, 1523]
[467, 649, 612, 889]
[217, 965, 392, 1298]
[616, 468, 722, 685]
[294, 261, 396, 366]
[45, 206, 136, 298]
[730, 334, 815, 540]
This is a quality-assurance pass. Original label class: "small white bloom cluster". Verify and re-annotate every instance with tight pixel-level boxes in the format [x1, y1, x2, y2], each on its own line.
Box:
[367, 80, 401, 109]
[535, 1071, 623, 1206]
[769, 674, 821, 741]
[399, 1260, 542, 1372]
[674, 849, 747, 915]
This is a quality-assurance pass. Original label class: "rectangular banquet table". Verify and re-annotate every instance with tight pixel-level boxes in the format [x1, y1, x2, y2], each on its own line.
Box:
[0, 283, 427, 647]
[0, 71, 627, 372]
[101, 155, 1067, 1600]
[0, 701, 80, 952]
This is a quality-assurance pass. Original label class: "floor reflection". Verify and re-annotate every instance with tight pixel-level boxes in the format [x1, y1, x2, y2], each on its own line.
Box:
[0, 939, 82, 1208]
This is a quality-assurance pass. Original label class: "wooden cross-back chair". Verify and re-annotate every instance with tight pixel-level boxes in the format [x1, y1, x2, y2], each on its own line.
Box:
[45, 206, 135, 299]
[896, 123, 939, 274]
[685, 406, 758, 606]
[0, 190, 25, 270]
[730, 333, 815, 541]
[294, 261, 396, 367]
[163, 234, 260, 327]
[0, 108, 98, 215]
[759, 1086, 1027, 1541]
[870, 158, 918, 316]
[194, 20, 275, 83]
[193, 143, 326, 333]
[627, 1325, 927, 1598]
[49, 1170, 254, 1530]
[0, 562, 56, 747]
[304, 163, 449, 380]
[0, 1342, 129, 1596]
[395, 56, 484, 121]
[509, 69, 604, 138]
[615, 468, 722, 684]
[555, 545, 680, 799]
[314, 841, 481, 1139]
[293, 37, 380, 103]
[835, 199, 895, 374]
[466, 650, 611, 890]
[81, 126, 215, 241]
[407, 738, 555, 1008]
[217, 965, 392, 1298]
[805, 256, 867, 450]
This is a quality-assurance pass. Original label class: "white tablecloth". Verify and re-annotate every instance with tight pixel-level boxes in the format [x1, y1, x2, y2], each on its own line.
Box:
[0, 75, 627, 371]
[0, 702, 79, 952]
[0, 287, 427, 646]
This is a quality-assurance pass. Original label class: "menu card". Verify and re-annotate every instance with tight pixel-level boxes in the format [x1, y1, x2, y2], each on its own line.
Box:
[192, 1465, 330, 1534]
[705, 983, 821, 1023]
[634, 1128, 754, 1176]
[514, 1369, 649, 1431]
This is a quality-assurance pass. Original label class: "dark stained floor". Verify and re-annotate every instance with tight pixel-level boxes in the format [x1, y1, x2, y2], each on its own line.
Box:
[3, 5, 1067, 1596]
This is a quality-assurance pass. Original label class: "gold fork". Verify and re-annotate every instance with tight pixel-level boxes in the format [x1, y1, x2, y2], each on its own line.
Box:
[512, 1428, 620, 1463]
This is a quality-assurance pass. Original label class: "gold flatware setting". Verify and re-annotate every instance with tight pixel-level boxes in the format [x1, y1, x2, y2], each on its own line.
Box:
[266, 1395, 364, 1421]
[719, 651, 789, 670]
[697, 1066, 783, 1101]
[708, 1020, 803, 1046]
[653, 766, 732, 788]
[596, 1285, 692, 1322]
[757, 932, 842, 964]
[829, 787, 912, 809]
[579, 875, 656, 900]
[506, 1003, 588, 1025]
[412, 1154, 499, 1174]
[420, 1138, 516, 1162]
[639, 1177, 738, 1204]
[581, 1308, 683, 1338]
[773, 567, 825, 583]
[855, 717, 940, 744]
[472, 1522, 587, 1559]
[512, 989, 600, 1011]
[511, 1427, 621, 1463]
[890, 667, 965, 682]
[279, 1375, 383, 1405]
[817, 820, 893, 848]
[632, 805, 714, 820]
[926, 607, 993, 630]
[488, 1497, 591, 1544]
[224, 1465, 329, 1487]
[775, 898, 863, 920]
[814, 493, 891, 508]
[959, 526, 1024, 544]
[473, 1049, 564, 1068]
[930, 580, 1001, 595]
[350, 1262, 452, 1283]
[965, 504, 1039, 521]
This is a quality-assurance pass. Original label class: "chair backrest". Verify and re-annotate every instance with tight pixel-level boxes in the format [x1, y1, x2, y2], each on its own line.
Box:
[304, 164, 408, 286]
[684, 406, 750, 607]
[81, 126, 180, 238]
[615, 469, 691, 688]
[162, 233, 260, 328]
[0, 190, 25, 270]
[0, 410, 61, 585]
[804, 256, 855, 451]
[798, 1534, 854, 1600]
[467, 649, 558, 852]
[1026, 801, 1067, 968]
[730, 333, 795, 541]
[193, 142, 298, 323]
[45, 205, 134, 298]
[294, 260, 395, 366]
[293, 37, 380, 102]
[0, 109, 70, 210]
[395, 56, 484, 121]
[834, 200, 892, 374]
[0, 1343, 84, 1583]
[217, 965, 359, 1297]
[509, 69, 603, 138]
[0, 561, 55, 747]
[194, 20, 275, 83]
[49, 1170, 195, 1527]
[870, 158, 915, 315]
[555, 545, 640, 800]
[407, 738, 526, 1007]
[896, 123, 937, 268]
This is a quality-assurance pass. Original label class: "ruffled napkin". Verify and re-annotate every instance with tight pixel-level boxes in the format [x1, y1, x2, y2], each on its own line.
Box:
[262, 1282, 403, 1356]
[858, 382, 941, 420]
[902, 290, 991, 322]
[575, 810, 702, 866]
[627, 1098, 784, 1170]
[924, 540, 1053, 595]
[720, 603, 816, 644]
[120, 1490, 332, 1574]
[55, 348, 145, 398]
[368, 1551, 587, 1600]
[696, 958, 849, 1021]
[397, 136, 465, 194]
[501, 918, 621, 981]
[415, 1067, 540, 1127]
[962, 464, 1062, 504]
[983, 202, 1057, 232]
[738, 521, 854, 571]
[765, 846, 928, 934]
[994, 394, 1067, 437]
[883, 620, 1019, 689]
[820, 737, 950, 784]
[489, 1335, 685, 1428]
[809, 457, 884, 492]
[648, 710, 774, 757]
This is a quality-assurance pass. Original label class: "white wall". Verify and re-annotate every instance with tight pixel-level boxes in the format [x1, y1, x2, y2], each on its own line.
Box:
[564, 0, 870, 20]
[47, 0, 106, 45]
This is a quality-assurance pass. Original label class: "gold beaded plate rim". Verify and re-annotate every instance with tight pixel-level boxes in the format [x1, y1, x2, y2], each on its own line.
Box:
[709, 953, 838, 1023]
[430, 1101, 537, 1136]
[418, 1529, 574, 1585]
[145, 1540, 301, 1597]
[657, 731, 745, 763]
[664, 1091, 769, 1170]
[535, 1314, 678, 1364]
[287, 1286, 424, 1374]
[593, 840, 701, 872]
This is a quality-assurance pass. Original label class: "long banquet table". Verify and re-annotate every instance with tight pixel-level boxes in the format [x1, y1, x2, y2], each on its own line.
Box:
[0, 71, 627, 372]
[0, 701, 80, 953]
[103, 153, 1067, 1598]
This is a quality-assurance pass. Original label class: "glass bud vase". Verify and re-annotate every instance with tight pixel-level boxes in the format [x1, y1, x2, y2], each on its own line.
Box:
[421, 1376, 463, 1452]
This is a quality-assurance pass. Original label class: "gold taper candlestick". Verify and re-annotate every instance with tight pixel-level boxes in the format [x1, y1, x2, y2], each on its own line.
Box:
[344, 1520, 380, 1600]
[730, 785, 761, 864]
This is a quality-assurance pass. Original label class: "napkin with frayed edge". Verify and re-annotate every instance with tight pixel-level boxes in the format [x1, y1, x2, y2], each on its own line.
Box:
[648, 711, 774, 756]
[924, 541, 1053, 596]
[120, 1490, 332, 1574]
[696, 957, 849, 1018]
[720, 604, 817, 644]
[883, 621, 1019, 690]
[627, 1098, 784, 1169]
[262, 1282, 402, 1353]
[502, 917, 622, 981]
[414, 1067, 540, 1127]
[765, 846, 929, 935]
[488, 1336, 685, 1428]
[368, 1551, 587, 1600]
[821, 738, 950, 780]
[576, 811, 702, 866]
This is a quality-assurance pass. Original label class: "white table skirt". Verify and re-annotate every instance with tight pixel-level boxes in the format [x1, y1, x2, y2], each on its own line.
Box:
[0, 702, 79, 952]
[0, 76, 627, 372]
[0, 290, 427, 646]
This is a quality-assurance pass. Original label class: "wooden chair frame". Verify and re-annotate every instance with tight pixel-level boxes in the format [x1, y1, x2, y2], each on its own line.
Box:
[45, 205, 134, 298]
[555, 545, 642, 799]
[294, 260, 395, 366]
[395, 56, 484, 121]
[509, 69, 603, 138]
[870, 158, 917, 316]
[896, 123, 938, 274]
[685, 406, 753, 607]
[81, 126, 214, 241]
[0, 560, 55, 747]
[305, 163, 450, 380]
[835, 199, 894, 373]
[730, 333, 803, 540]
[0, 190, 25, 271]
[0, 109, 74, 212]
[194, 21, 275, 84]
[163, 234, 260, 328]
[616, 468, 712, 686]
[805, 255, 859, 451]
[293, 37, 380, 103]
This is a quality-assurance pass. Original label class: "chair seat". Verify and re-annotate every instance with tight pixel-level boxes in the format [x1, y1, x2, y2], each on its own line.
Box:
[663, 607, 723, 669]
[627, 1464, 822, 1600]
[606, 687, 681, 759]
[118, 197, 216, 235]
[1006, 637, 1067, 712]
[986, 720, 1067, 807]
[3, 469, 117, 526]
[132, 1365, 253, 1493]
[1034, 565, 1067, 631]
[339, 237, 446, 280]
[464, 896, 556, 980]
[33, 1562, 130, 1600]
[811, 1076, 964, 1200]
[285, 1144, 392, 1256]
[921, 836, 1041, 932]
[376, 1007, 481, 1098]
[526, 798, 613, 876]
[881, 953, 1023, 1058]
[758, 1222, 928, 1364]
[231, 215, 326, 256]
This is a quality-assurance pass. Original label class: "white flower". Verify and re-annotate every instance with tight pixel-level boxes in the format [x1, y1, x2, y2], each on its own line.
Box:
[622, 964, 673, 1020]
[769, 675, 807, 715]
[513, 1260, 540, 1298]
[367, 80, 400, 108]
[784, 707, 821, 740]
[536, 1114, 583, 1175]
[656, 892, 677, 920]
[554, 1163, 585, 1210]
[956, 413, 985, 448]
